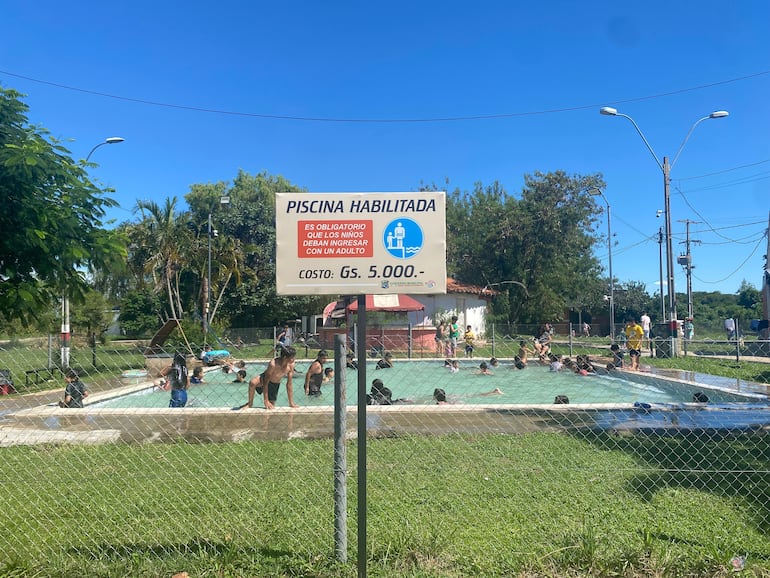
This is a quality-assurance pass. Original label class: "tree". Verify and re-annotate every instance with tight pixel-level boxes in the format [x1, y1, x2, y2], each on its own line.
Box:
[70, 287, 111, 341]
[737, 279, 762, 312]
[201, 170, 326, 326]
[0, 86, 126, 324]
[613, 280, 654, 323]
[133, 198, 192, 320]
[119, 288, 164, 337]
[443, 171, 605, 323]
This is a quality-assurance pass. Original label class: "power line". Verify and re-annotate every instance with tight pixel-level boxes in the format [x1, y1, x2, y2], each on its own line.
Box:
[692, 232, 767, 284]
[699, 230, 766, 246]
[1, 67, 769, 123]
[675, 171, 770, 194]
[677, 158, 770, 181]
[675, 183, 749, 243]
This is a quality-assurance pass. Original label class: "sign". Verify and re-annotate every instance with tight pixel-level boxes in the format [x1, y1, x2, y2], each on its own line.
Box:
[276, 192, 446, 295]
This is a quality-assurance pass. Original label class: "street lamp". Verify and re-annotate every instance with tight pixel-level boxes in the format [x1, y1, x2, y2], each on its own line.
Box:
[599, 106, 727, 353]
[203, 195, 230, 346]
[85, 137, 125, 162]
[61, 137, 125, 369]
[588, 188, 614, 340]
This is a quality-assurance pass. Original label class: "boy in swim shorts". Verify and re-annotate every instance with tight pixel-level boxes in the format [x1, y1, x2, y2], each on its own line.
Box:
[237, 346, 298, 410]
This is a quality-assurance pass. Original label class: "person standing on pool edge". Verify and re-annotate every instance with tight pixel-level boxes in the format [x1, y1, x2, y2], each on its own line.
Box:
[448, 316, 460, 358]
[161, 352, 190, 407]
[237, 346, 298, 410]
[624, 318, 644, 371]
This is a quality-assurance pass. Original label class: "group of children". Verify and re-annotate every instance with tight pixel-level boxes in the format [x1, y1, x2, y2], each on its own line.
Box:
[435, 317, 478, 358]
[53, 318, 641, 411]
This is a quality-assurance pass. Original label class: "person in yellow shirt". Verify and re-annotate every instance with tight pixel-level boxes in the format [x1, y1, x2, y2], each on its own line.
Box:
[624, 319, 644, 370]
[464, 325, 476, 358]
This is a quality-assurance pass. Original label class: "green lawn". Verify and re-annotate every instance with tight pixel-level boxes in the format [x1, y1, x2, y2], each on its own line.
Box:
[2, 432, 769, 577]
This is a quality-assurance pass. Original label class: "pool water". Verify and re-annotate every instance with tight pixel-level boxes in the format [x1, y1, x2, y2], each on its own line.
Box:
[93, 359, 763, 409]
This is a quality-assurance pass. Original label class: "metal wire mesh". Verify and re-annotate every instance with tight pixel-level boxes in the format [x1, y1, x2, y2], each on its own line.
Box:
[1, 322, 769, 574]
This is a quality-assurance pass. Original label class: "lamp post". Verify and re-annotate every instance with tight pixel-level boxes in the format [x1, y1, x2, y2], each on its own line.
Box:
[203, 195, 230, 346]
[60, 137, 125, 370]
[599, 106, 727, 354]
[588, 188, 614, 340]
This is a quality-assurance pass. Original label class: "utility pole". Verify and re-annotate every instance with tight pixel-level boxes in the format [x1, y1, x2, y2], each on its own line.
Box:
[761, 211, 770, 339]
[677, 220, 701, 320]
[657, 227, 666, 322]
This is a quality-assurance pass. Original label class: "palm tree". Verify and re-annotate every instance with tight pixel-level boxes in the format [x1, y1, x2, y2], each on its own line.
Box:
[134, 198, 191, 320]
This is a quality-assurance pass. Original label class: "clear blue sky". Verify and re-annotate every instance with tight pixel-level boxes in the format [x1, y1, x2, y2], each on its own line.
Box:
[3, 0, 769, 298]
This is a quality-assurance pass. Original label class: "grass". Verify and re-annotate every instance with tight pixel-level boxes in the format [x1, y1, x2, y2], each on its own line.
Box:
[2, 432, 770, 576]
[0, 340, 281, 396]
[1, 332, 769, 575]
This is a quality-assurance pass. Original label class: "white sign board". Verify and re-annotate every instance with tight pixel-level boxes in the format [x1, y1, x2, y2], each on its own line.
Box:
[276, 192, 446, 295]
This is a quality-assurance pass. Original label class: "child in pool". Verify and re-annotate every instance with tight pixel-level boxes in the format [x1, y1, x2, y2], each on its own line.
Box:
[191, 366, 205, 384]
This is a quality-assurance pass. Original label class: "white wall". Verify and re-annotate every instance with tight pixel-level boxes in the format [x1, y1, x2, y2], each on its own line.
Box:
[409, 294, 491, 337]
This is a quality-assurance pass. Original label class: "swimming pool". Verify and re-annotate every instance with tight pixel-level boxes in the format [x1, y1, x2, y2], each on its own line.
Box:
[92, 359, 768, 409]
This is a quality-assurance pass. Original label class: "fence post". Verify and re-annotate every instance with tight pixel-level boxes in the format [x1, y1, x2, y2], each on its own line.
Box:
[356, 295, 367, 578]
[333, 334, 347, 562]
[407, 323, 413, 359]
[491, 323, 496, 358]
[47, 334, 54, 370]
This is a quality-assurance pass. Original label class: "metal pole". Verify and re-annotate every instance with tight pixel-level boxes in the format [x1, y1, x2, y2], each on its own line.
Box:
[491, 323, 495, 358]
[60, 297, 70, 369]
[62, 137, 124, 369]
[204, 212, 212, 344]
[686, 225, 693, 320]
[658, 227, 666, 321]
[333, 334, 348, 562]
[356, 294, 367, 578]
[663, 156, 677, 326]
[679, 219, 700, 320]
[606, 202, 615, 342]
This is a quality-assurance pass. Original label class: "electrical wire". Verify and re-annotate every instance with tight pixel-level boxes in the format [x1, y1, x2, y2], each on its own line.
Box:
[674, 183, 751, 243]
[675, 171, 770, 193]
[677, 158, 770, 181]
[692, 232, 768, 284]
[1, 67, 769, 123]
[698, 230, 766, 245]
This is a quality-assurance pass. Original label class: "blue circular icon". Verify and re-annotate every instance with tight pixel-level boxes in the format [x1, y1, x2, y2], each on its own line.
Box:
[383, 218, 423, 259]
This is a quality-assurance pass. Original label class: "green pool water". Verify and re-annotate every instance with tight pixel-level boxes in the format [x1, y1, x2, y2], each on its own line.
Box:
[93, 359, 760, 409]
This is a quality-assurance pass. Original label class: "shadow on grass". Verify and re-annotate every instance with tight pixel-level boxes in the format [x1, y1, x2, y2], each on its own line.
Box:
[66, 537, 293, 562]
[576, 429, 770, 534]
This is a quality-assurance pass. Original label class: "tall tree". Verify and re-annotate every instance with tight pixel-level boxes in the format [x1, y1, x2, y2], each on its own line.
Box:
[444, 171, 605, 323]
[134, 198, 191, 320]
[0, 86, 125, 324]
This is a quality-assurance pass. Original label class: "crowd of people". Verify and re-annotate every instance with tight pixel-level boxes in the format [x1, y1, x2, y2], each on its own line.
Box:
[55, 316, 683, 410]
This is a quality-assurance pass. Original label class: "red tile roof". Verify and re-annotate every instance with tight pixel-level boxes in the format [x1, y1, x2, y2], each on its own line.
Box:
[447, 277, 498, 297]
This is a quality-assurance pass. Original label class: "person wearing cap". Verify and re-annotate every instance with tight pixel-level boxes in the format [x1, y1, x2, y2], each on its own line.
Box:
[59, 369, 88, 408]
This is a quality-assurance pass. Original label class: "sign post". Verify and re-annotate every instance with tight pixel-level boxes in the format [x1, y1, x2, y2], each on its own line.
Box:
[276, 192, 446, 575]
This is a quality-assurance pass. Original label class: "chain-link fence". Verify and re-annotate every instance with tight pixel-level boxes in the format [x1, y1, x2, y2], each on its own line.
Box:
[1, 323, 770, 575]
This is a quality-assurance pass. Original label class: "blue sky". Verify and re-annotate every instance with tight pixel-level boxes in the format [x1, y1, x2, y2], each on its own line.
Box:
[2, 1, 769, 298]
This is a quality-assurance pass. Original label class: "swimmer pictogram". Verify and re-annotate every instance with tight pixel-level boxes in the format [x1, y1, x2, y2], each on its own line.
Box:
[383, 218, 423, 259]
